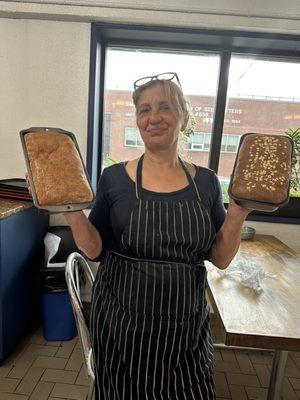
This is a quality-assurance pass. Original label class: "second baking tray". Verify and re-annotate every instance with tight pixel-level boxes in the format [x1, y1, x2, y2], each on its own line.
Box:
[20, 127, 95, 213]
[228, 133, 293, 212]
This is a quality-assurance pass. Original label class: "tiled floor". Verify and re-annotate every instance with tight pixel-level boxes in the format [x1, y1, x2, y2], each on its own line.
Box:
[0, 313, 300, 400]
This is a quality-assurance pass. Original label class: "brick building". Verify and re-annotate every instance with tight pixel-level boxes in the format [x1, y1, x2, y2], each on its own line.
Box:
[103, 90, 300, 178]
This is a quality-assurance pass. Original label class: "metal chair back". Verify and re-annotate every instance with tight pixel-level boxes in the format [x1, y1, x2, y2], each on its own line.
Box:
[65, 252, 95, 400]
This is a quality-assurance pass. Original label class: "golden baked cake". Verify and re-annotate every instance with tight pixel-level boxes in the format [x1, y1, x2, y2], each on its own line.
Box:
[24, 131, 94, 206]
[230, 133, 292, 205]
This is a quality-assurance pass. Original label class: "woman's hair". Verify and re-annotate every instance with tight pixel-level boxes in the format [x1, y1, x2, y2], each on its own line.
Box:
[132, 80, 189, 126]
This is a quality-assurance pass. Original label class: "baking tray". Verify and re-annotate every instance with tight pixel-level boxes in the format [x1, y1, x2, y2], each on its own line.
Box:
[0, 192, 32, 201]
[0, 178, 33, 201]
[20, 127, 95, 213]
[228, 133, 293, 212]
[0, 178, 28, 190]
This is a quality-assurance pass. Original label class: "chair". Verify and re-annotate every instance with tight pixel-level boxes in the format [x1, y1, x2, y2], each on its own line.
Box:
[65, 252, 95, 400]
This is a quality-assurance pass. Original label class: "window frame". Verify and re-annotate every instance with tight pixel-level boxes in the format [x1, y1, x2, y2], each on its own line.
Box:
[87, 23, 300, 223]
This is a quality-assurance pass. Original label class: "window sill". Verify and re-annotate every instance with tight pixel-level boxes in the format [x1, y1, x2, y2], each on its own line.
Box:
[224, 197, 300, 224]
[246, 213, 300, 225]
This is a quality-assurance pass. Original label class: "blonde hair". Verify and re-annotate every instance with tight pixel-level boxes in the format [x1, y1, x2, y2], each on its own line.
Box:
[132, 80, 189, 126]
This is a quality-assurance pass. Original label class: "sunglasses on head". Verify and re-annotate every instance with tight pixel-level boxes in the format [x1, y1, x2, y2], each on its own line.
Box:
[133, 72, 181, 90]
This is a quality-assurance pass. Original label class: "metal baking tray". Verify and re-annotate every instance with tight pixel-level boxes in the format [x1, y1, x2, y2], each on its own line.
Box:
[228, 133, 293, 212]
[20, 127, 95, 213]
[0, 179, 33, 201]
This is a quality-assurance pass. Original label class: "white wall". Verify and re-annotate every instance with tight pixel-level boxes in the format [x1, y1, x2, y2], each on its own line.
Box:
[0, 18, 90, 179]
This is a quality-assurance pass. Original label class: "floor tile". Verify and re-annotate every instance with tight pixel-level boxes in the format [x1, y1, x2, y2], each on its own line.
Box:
[0, 394, 29, 400]
[215, 371, 230, 398]
[75, 366, 90, 386]
[32, 356, 67, 370]
[245, 386, 268, 400]
[55, 338, 77, 359]
[221, 349, 238, 363]
[28, 381, 54, 400]
[50, 383, 89, 399]
[282, 377, 298, 400]
[14, 367, 45, 395]
[249, 351, 274, 366]
[23, 345, 58, 357]
[226, 371, 260, 387]
[41, 368, 78, 384]
[214, 360, 241, 373]
[286, 366, 300, 379]
[235, 351, 256, 374]
[64, 349, 83, 372]
[8, 353, 37, 380]
[290, 378, 300, 391]
[253, 363, 271, 387]
[229, 384, 248, 400]
[0, 377, 20, 393]
[0, 365, 13, 378]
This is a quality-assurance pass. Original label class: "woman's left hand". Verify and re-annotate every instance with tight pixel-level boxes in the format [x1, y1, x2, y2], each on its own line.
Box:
[227, 198, 252, 222]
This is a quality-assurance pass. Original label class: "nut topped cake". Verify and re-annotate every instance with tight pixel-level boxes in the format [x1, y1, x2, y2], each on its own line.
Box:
[24, 130, 94, 206]
[230, 133, 292, 205]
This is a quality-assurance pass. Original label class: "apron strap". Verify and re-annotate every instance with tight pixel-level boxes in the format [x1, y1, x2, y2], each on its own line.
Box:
[178, 157, 202, 203]
[136, 154, 144, 199]
[136, 153, 202, 202]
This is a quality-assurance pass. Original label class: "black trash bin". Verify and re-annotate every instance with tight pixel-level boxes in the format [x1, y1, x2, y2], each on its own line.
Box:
[40, 226, 79, 341]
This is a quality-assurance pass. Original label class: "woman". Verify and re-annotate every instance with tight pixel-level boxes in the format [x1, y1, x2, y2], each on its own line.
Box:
[65, 72, 250, 399]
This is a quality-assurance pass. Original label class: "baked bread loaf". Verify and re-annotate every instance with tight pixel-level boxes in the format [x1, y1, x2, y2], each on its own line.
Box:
[230, 134, 292, 205]
[24, 131, 93, 206]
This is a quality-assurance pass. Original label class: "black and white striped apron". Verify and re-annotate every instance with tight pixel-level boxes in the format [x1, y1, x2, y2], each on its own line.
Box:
[91, 155, 217, 399]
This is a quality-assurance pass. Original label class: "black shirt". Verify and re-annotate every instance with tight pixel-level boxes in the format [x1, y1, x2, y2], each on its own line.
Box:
[89, 162, 226, 260]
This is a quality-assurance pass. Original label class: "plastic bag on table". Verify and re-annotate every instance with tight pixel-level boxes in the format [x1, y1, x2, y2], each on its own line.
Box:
[216, 255, 276, 293]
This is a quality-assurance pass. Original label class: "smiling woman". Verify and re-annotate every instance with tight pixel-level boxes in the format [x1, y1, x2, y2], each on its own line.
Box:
[76, 72, 253, 400]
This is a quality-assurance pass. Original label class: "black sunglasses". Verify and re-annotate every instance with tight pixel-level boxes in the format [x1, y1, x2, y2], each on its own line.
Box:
[133, 72, 181, 90]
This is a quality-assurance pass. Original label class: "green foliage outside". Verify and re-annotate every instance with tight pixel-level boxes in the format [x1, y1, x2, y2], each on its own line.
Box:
[220, 181, 230, 203]
[103, 156, 117, 168]
[285, 127, 300, 196]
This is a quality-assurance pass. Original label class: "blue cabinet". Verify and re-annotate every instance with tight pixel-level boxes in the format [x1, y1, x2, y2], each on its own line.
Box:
[0, 206, 49, 363]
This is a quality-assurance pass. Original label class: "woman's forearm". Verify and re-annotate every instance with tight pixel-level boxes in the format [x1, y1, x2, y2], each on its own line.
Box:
[210, 214, 244, 269]
[63, 211, 102, 260]
[210, 201, 251, 269]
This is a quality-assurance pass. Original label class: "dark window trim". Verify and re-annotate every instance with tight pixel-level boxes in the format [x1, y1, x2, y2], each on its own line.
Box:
[209, 51, 231, 172]
[87, 22, 300, 222]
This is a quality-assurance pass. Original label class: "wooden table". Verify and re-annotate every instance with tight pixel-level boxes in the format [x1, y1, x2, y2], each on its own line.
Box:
[206, 234, 300, 400]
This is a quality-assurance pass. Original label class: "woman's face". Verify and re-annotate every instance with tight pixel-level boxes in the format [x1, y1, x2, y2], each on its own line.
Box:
[135, 84, 184, 151]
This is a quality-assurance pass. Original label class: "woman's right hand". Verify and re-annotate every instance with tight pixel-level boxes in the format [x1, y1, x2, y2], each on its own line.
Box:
[25, 172, 32, 194]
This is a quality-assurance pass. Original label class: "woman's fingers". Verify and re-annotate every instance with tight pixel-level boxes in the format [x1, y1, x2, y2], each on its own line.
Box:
[25, 172, 31, 194]
[228, 198, 252, 218]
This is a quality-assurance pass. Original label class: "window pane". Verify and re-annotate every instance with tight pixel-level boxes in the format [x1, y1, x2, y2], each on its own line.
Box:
[193, 133, 204, 145]
[103, 48, 219, 168]
[226, 135, 239, 153]
[220, 56, 300, 201]
[221, 135, 227, 152]
[203, 133, 211, 151]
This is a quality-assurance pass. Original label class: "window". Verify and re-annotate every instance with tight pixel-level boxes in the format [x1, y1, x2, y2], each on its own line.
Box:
[221, 135, 240, 153]
[124, 128, 144, 147]
[102, 47, 219, 167]
[187, 133, 212, 152]
[88, 24, 300, 221]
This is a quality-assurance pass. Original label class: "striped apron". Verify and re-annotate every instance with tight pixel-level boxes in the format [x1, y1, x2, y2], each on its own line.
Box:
[90, 155, 217, 399]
